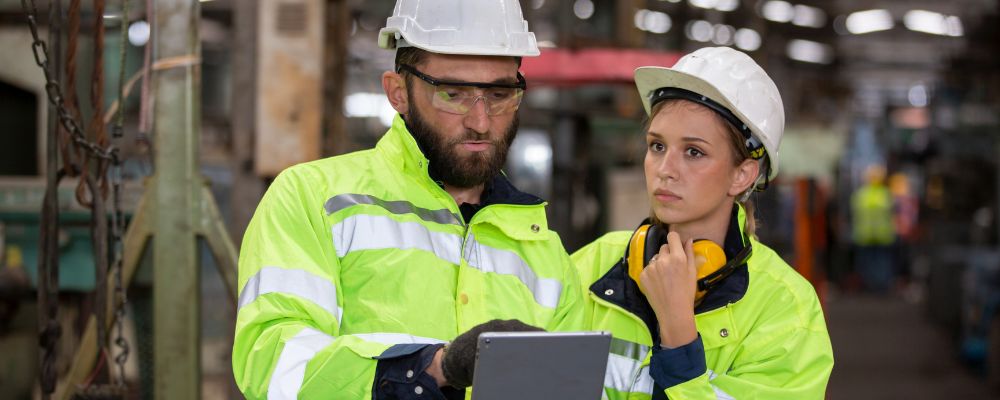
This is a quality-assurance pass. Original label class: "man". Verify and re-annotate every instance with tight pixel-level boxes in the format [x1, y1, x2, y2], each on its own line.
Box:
[232, 1, 583, 398]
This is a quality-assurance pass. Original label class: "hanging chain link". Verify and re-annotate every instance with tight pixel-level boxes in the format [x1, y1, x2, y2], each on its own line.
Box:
[110, 0, 130, 387]
[21, 0, 118, 161]
[21, 0, 131, 391]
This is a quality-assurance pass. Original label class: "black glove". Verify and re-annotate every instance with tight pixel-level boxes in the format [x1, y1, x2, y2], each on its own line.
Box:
[441, 319, 544, 389]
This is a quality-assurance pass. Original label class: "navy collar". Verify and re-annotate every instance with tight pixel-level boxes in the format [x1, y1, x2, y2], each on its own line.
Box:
[589, 205, 751, 343]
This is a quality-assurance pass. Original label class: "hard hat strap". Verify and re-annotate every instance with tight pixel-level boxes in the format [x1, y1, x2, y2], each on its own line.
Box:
[649, 87, 765, 161]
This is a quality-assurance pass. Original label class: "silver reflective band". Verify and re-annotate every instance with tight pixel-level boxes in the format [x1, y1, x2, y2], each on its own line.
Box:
[350, 332, 446, 345]
[239, 266, 343, 322]
[708, 370, 736, 400]
[604, 353, 653, 394]
[609, 337, 649, 361]
[325, 193, 463, 226]
[268, 328, 334, 400]
[332, 214, 463, 264]
[464, 234, 562, 309]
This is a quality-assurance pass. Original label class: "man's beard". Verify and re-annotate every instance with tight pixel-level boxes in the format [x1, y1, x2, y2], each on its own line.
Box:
[406, 102, 518, 189]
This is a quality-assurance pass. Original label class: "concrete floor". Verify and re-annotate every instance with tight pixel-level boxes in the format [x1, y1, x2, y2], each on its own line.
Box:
[825, 293, 996, 399]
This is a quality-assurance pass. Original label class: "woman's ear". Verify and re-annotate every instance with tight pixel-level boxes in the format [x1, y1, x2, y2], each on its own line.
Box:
[729, 159, 761, 197]
[382, 71, 409, 115]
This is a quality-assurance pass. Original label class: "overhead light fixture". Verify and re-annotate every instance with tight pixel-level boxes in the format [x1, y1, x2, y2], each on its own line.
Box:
[903, 10, 963, 37]
[761, 0, 794, 23]
[636, 9, 672, 34]
[573, 0, 595, 20]
[685, 20, 714, 42]
[792, 5, 826, 28]
[689, 0, 718, 9]
[908, 84, 928, 107]
[786, 39, 833, 64]
[845, 9, 894, 34]
[734, 28, 762, 51]
[712, 24, 736, 45]
[128, 20, 150, 46]
[714, 0, 739, 12]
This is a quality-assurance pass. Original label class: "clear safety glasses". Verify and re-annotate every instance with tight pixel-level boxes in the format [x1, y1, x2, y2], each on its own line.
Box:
[398, 64, 526, 116]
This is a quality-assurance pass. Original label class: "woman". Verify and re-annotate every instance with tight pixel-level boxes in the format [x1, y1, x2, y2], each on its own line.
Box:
[572, 47, 833, 399]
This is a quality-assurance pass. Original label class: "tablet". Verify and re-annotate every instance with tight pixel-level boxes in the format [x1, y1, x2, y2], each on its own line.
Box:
[470, 331, 612, 400]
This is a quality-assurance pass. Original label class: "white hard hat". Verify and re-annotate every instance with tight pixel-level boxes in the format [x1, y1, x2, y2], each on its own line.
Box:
[635, 47, 784, 183]
[378, 0, 540, 57]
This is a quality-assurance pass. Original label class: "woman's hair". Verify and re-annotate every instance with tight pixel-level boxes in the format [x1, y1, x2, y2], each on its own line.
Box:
[645, 98, 762, 237]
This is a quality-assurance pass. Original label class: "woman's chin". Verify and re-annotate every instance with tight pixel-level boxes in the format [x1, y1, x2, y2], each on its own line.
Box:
[652, 209, 689, 226]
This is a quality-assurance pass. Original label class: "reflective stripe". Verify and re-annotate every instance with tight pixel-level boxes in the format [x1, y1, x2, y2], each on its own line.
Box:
[604, 353, 652, 394]
[464, 234, 562, 309]
[707, 370, 736, 400]
[332, 214, 462, 263]
[634, 366, 654, 395]
[238, 267, 343, 322]
[609, 337, 649, 361]
[325, 193, 462, 226]
[350, 332, 446, 345]
[268, 328, 334, 400]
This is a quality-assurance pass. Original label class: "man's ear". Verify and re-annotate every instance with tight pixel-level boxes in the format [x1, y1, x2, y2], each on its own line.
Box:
[729, 159, 761, 197]
[382, 71, 409, 115]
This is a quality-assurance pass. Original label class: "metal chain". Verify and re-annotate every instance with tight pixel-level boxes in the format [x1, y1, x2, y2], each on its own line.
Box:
[110, 0, 130, 380]
[21, 0, 131, 391]
[21, 0, 117, 162]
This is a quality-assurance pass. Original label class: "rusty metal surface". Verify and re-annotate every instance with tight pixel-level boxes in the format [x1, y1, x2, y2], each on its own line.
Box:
[254, 0, 324, 176]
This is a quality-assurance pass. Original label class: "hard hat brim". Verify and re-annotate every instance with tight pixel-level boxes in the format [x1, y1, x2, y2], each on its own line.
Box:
[378, 28, 541, 57]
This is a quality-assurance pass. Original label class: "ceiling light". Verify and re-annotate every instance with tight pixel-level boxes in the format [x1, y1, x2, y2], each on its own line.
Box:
[904, 10, 964, 37]
[786, 39, 833, 64]
[761, 1, 794, 23]
[792, 5, 826, 28]
[734, 28, 761, 51]
[845, 9, 893, 34]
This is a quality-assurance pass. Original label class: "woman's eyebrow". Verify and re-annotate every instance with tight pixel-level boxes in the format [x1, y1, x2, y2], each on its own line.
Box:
[681, 136, 711, 145]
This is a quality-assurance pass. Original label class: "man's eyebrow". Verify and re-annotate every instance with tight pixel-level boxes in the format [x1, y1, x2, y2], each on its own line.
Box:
[435, 75, 519, 85]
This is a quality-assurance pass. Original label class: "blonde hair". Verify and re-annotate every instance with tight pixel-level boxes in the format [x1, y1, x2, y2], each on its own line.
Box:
[645, 99, 761, 237]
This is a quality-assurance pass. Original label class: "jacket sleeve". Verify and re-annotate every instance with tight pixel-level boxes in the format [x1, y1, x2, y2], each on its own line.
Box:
[233, 170, 396, 399]
[655, 288, 834, 400]
[545, 249, 587, 332]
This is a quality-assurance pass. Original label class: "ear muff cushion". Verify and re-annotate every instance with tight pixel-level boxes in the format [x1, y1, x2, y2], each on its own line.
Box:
[627, 225, 650, 288]
[692, 240, 728, 280]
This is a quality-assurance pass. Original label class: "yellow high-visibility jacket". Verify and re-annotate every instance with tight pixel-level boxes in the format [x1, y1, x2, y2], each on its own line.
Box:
[851, 183, 895, 246]
[571, 206, 833, 400]
[233, 114, 584, 399]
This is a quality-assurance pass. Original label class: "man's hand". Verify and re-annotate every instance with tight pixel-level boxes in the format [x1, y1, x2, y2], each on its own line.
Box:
[639, 231, 698, 348]
[440, 319, 544, 389]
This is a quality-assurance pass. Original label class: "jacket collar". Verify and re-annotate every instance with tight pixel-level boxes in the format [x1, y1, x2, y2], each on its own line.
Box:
[589, 204, 752, 342]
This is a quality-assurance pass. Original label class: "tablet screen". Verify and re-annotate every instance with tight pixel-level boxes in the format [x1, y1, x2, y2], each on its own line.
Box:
[470, 331, 611, 400]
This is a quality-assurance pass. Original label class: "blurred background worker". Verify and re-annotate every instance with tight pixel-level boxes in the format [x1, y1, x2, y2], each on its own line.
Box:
[3, 0, 1000, 399]
[851, 164, 896, 294]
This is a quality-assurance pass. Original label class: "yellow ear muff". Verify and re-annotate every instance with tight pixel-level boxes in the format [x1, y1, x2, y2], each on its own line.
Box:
[692, 240, 727, 302]
[627, 225, 650, 293]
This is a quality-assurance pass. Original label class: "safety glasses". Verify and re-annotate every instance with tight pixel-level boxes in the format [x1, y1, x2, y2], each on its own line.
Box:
[398, 64, 526, 116]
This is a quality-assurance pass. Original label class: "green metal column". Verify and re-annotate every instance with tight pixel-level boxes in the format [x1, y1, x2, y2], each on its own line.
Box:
[152, 0, 201, 398]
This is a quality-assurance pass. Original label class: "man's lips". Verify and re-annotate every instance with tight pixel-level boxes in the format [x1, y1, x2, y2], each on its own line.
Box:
[459, 141, 492, 152]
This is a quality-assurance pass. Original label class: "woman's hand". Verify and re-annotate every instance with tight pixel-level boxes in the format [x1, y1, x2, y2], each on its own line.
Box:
[639, 231, 698, 348]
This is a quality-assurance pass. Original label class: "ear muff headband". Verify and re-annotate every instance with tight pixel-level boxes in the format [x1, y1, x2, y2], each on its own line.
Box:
[649, 87, 765, 161]
[625, 224, 752, 299]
